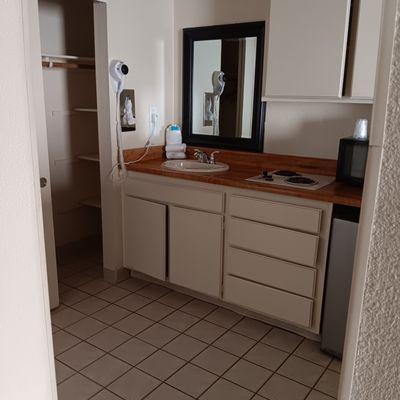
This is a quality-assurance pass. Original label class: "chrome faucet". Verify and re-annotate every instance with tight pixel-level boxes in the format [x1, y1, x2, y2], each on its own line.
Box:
[194, 149, 220, 164]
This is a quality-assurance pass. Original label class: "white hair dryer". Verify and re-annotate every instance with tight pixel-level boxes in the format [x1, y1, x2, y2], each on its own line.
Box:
[109, 60, 130, 182]
[109, 60, 129, 94]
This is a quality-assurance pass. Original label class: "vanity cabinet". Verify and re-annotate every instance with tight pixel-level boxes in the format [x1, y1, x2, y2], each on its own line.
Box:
[169, 206, 223, 297]
[265, 0, 351, 98]
[124, 196, 167, 281]
[124, 172, 332, 335]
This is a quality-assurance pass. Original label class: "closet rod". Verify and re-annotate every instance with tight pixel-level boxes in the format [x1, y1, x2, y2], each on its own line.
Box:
[42, 54, 95, 70]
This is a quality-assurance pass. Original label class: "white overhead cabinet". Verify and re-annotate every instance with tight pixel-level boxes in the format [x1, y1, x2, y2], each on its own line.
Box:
[345, 0, 384, 100]
[265, 0, 351, 99]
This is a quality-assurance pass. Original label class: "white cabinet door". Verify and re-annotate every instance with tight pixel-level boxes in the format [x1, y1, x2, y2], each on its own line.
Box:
[265, 0, 351, 98]
[346, 0, 383, 99]
[169, 206, 223, 298]
[124, 196, 167, 280]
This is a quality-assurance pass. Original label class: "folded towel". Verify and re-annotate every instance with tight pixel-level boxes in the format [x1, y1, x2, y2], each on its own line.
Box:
[165, 144, 187, 153]
[166, 152, 186, 160]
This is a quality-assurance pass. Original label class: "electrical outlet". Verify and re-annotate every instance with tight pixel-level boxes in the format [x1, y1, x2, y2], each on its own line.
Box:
[149, 106, 159, 134]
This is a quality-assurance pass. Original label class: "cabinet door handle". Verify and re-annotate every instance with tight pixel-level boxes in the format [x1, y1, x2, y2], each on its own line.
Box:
[40, 177, 47, 188]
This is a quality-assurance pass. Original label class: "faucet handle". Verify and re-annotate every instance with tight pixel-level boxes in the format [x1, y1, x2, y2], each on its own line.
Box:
[210, 151, 220, 164]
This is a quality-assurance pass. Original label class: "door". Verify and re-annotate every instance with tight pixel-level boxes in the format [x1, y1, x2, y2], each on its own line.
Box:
[124, 197, 167, 280]
[23, 0, 59, 309]
[169, 206, 223, 297]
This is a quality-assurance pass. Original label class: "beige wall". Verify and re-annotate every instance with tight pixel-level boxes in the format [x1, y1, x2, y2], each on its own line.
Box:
[173, 0, 372, 159]
[0, 0, 56, 398]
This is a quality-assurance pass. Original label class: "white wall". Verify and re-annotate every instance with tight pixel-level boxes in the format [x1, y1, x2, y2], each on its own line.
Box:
[173, 0, 373, 159]
[265, 102, 372, 159]
[0, 0, 56, 398]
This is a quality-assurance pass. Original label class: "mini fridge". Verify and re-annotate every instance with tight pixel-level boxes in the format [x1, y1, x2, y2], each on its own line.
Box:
[321, 205, 360, 358]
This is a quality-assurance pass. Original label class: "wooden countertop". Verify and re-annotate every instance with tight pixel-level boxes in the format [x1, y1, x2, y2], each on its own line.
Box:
[125, 151, 363, 207]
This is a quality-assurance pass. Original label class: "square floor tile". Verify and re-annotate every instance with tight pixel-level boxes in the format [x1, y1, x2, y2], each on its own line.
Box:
[72, 296, 109, 315]
[315, 370, 340, 398]
[55, 360, 75, 384]
[96, 286, 131, 302]
[137, 323, 179, 348]
[213, 331, 256, 357]
[57, 373, 101, 400]
[62, 273, 93, 288]
[91, 389, 123, 400]
[79, 279, 112, 295]
[53, 330, 81, 355]
[82, 354, 131, 386]
[65, 317, 107, 339]
[224, 359, 272, 392]
[52, 308, 85, 328]
[114, 313, 154, 336]
[87, 326, 131, 352]
[328, 358, 341, 373]
[92, 304, 131, 325]
[136, 302, 175, 321]
[136, 283, 171, 299]
[231, 317, 272, 340]
[186, 320, 226, 344]
[137, 350, 185, 380]
[192, 346, 238, 375]
[278, 356, 325, 387]
[306, 390, 335, 400]
[108, 368, 160, 400]
[205, 308, 242, 328]
[160, 310, 199, 332]
[57, 342, 105, 371]
[52, 324, 60, 333]
[180, 299, 217, 318]
[259, 374, 310, 400]
[60, 288, 90, 306]
[116, 293, 153, 312]
[244, 343, 289, 371]
[82, 266, 103, 279]
[145, 383, 193, 400]
[112, 337, 157, 366]
[294, 340, 332, 367]
[163, 334, 207, 361]
[158, 291, 193, 308]
[58, 283, 71, 294]
[200, 379, 253, 400]
[167, 363, 218, 398]
[262, 328, 304, 353]
[117, 278, 150, 292]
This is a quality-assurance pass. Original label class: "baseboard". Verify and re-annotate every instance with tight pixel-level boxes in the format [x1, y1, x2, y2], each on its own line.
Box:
[103, 267, 130, 284]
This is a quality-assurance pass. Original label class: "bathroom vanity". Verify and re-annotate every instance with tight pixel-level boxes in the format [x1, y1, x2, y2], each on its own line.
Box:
[121, 152, 362, 336]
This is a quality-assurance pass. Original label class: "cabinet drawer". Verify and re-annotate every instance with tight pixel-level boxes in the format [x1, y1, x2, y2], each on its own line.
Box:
[224, 275, 313, 328]
[228, 218, 319, 267]
[226, 247, 316, 298]
[230, 195, 322, 234]
[126, 177, 224, 213]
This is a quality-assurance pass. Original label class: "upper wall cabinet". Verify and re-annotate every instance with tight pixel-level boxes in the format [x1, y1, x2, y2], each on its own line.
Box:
[345, 0, 384, 100]
[265, 0, 351, 99]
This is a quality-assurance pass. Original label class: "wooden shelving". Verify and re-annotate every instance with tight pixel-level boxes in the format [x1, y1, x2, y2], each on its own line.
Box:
[77, 153, 100, 163]
[74, 108, 98, 113]
[41, 54, 95, 71]
[80, 197, 101, 209]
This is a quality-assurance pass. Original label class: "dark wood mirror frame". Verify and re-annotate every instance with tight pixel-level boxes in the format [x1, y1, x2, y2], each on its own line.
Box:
[182, 21, 266, 153]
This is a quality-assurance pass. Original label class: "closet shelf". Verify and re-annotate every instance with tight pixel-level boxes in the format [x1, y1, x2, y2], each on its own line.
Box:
[80, 197, 101, 209]
[42, 54, 95, 70]
[74, 108, 98, 113]
[77, 153, 100, 162]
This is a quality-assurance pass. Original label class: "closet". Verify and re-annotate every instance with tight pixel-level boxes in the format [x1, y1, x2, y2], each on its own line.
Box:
[38, 0, 102, 255]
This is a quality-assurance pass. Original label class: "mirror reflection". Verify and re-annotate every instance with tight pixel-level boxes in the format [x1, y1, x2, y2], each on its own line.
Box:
[192, 37, 257, 139]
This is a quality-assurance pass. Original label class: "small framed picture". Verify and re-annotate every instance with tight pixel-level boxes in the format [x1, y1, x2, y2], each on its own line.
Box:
[120, 89, 136, 132]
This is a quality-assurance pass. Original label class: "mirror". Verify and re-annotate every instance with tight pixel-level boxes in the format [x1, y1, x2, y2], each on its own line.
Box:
[183, 22, 265, 152]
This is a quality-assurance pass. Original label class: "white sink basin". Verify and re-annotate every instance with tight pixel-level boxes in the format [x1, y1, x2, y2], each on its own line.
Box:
[162, 159, 230, 173]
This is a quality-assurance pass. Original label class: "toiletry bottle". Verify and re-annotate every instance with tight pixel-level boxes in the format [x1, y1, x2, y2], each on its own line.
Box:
[166, 124, 182, 145]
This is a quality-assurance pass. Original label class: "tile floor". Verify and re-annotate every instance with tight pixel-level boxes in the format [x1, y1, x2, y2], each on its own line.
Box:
[52, 248, 341, 400]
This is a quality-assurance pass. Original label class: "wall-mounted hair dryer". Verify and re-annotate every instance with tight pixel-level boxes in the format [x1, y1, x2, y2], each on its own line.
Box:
[109, 60, 129, 94]
[212, 71, 225, 96]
